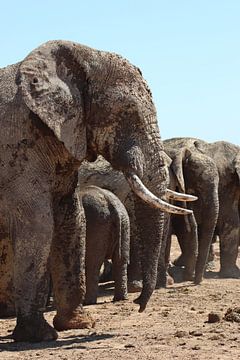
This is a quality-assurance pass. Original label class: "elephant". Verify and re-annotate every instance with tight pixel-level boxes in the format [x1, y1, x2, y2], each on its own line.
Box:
[0, 40, 192, 342]
[164, 138, 240, 281]
[79, 157, 143, 291]
[195, 140, 240, 277]
[79, 156, 198, 289]
[81, 185, 130, 305]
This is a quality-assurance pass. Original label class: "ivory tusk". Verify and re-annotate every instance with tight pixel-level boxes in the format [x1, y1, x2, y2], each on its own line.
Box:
[125, 172, 193, 215]
[165, 189, 198, 202]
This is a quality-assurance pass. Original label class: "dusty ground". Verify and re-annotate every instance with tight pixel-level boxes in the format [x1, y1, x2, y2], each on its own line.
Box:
[0, 237, 239, 360]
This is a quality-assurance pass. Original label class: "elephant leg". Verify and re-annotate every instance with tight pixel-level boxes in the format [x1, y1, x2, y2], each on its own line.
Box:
[172, 216, 187, 267]
[85, 255, 104, 305]
[0, 216, 15, 318]
[51, 190, 95, 331]
[12, 196, 57, 342]
[218, 214, 240, 278]
[172, 215, 197, 281]
[112, 255, 128, 302]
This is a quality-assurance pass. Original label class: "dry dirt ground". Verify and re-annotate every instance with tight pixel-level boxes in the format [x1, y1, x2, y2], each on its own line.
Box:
[0, 237, 239, 360]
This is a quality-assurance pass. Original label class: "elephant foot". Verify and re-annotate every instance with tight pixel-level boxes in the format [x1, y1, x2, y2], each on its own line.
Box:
[84, 298, 97, 306]
[113, 293, 128, 302]
[219, 265, 240, 279]
[128, 280, 143, 293]
[168, 265, 186, 283]
[13, 314, 58, 342]
[173, 254, 186, 267]
[156, 273, 173, 289]
[183, 270, 195, 282]
[194, 274, 203, 285]
[53, 308, 95, 331]
[0, 302, 16, 318]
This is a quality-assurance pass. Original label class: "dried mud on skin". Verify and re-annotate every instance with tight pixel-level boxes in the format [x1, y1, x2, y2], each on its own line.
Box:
[0, 237, 239, 360]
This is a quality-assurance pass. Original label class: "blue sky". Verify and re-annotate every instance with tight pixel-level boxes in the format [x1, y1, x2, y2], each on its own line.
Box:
[1, 1, 239, 144]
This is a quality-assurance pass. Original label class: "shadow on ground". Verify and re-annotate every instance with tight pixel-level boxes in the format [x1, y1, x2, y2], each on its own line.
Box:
[0, 332, 115, 352]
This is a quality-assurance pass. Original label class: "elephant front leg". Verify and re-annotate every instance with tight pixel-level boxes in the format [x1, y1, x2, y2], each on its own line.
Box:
[171, 214, 197, 282]
[0, 219, 15, 318]
[12, 199, 57, 342]
[219, 218, 240, 278]
[51, 191, 95, 331]
[156, 214, 173, 288]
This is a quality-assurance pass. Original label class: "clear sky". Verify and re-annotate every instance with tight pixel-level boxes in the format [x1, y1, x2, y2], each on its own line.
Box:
[1, 1, 239, 144]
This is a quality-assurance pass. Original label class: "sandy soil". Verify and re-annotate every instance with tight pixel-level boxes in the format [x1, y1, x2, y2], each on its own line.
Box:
[0, 237, 239, 360]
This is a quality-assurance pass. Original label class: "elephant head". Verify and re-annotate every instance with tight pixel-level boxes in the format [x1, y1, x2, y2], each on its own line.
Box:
[19, 40, 192, 215]
[19, 41, 194, 311]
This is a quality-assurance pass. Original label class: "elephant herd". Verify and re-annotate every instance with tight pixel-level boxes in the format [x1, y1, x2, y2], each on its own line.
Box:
[0, 40, 239, 342]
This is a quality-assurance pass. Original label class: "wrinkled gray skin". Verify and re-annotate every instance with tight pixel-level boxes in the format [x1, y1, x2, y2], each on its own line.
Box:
[79, 157, 198, 289]
[0, 40, 170, 341]
[81, 186, 130, 305]
[197, 140, 240, 277]
[164, 138, 240, 280]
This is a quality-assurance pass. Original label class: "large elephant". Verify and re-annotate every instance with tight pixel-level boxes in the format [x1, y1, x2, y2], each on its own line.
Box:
[164, 138, 240, 281]
[0, 40, 191, 342]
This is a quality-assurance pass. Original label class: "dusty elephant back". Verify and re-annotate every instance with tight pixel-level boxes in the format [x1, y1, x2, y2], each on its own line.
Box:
[79, 157, 131, 203]
[80, 185, 130, 262]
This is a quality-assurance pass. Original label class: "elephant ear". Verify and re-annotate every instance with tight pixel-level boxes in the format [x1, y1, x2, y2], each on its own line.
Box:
[19, 41, 87, 161]
[170, 148, 191, 193]
[234, 152, 240, 186]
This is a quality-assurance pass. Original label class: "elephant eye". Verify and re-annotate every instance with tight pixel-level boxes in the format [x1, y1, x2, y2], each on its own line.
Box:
[32, 77, 38, 84]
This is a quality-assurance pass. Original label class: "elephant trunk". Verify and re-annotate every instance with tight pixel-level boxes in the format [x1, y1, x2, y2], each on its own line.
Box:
[129, 147, 170, 312]
[133, 196, 165, 312]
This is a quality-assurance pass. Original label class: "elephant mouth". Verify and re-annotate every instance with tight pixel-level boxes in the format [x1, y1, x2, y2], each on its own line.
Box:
[125, 172, 196, 215]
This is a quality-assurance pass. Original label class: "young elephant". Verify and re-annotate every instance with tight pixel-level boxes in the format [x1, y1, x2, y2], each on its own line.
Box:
[81, 186, 130, 305]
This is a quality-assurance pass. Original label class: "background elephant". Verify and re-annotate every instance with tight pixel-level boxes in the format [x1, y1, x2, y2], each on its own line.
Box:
[0, 40, 190, 342]
[194, 140, 240, 277]
[164, 138, 219, 284]
[164, 138, 240, 280]
[81, 185, 130, 305]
